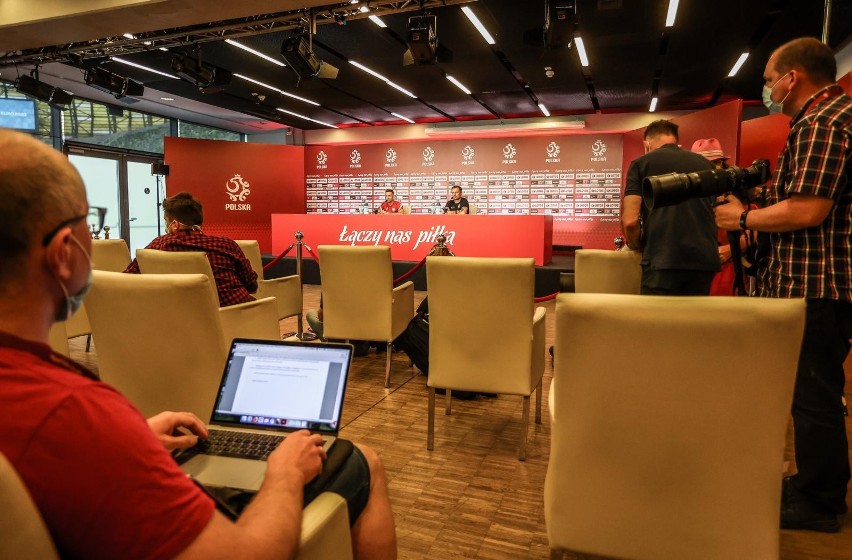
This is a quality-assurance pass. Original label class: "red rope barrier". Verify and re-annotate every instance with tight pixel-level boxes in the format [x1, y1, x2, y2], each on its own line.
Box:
[305, 245, 321, 264]
[534, 292, 560, 303]
[262, 245, 293, 271]
[393, 256, 427, 285]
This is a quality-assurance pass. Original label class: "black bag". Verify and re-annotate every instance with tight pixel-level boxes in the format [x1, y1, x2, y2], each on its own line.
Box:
[394, 299, 430, 375]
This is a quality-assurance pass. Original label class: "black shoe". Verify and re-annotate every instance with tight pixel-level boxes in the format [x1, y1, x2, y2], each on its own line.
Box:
[781, 480, 841, 533]
[478, 393, 497, 398]
[353, 341, 370, 357]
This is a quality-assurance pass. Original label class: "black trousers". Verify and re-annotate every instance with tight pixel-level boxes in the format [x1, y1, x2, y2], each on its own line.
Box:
[640, 268, 716, 295]
[790, 298, 852, 514]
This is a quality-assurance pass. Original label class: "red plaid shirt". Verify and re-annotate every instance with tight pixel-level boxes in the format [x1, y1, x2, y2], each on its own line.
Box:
[124, 230, 258, 307]
[759, 84, 852, 300]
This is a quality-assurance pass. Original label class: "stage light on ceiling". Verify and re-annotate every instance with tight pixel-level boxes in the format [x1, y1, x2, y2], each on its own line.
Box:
[280, 33, 339, 80]
[369, 15, 387, 27]
[538, 103, 551, 117]
[233, 73, 320, 106]
[275, 107, 337, 128]
[112, 57, 179, 79]
[16, 74, 73, 109]
[446, 75, 471, 95]
[574, 36, 589, 67]
[84, 66, 144, 99]
[665, 0, 679, 27]
[391, 112, 415, 124]
[226, 39, 286, 67]
[728, 52, 749, 77]
[649, 96, 658, 112]
[404, 15, 438, 65]
[171, 52, 232, 93]
[461, 6, 495, 45]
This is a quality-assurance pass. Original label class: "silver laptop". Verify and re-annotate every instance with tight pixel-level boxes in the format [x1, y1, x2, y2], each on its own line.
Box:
[176, 338, 352, 492]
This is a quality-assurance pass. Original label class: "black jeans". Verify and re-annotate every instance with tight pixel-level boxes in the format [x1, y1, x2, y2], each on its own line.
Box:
[790, 298, 852, 515]
[640, 268, 716, 295]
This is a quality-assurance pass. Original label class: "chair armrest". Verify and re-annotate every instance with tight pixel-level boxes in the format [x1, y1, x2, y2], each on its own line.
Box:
[295, 492, 353, 560]
[218, 297, 280, 350]
[258, 275, 302, 320]
[391, 281, 415, 339]
[530, 306, 547, 387]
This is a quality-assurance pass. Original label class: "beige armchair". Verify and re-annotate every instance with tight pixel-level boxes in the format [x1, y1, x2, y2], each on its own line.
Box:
[546, 293, 806, 560]
[235, 239, 303, 322]
[573, 248, 642, 294]
[47, 320, 69, 357]
[467, 202, 478, 215]
[426, 256, 546, 460]
[318, 245, 415, 387]
[399, 204, 411, 214]
[0, 449, 350, 560]
[91, 239, 131, 271]
[135, 249, 218, 308]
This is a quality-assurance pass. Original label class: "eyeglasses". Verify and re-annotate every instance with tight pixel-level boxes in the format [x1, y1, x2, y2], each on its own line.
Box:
[42, 206, 108, 246]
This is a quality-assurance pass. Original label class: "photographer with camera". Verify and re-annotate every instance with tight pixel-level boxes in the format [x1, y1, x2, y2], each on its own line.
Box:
[621, 120, 720, 295]
[714, 37, 852, 533]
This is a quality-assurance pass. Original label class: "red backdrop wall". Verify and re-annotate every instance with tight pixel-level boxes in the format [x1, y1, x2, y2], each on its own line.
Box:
[164, 137, 305, 252]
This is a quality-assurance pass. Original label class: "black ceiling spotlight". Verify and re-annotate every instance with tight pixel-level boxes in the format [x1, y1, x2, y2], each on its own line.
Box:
[524, 0, 577, 48]
[403, 15, 452, 66]
[280, 32, 339, 80]
[171, 52, 232, 93]
[84, 66, 144, 99]
[16, 74, 73, 110]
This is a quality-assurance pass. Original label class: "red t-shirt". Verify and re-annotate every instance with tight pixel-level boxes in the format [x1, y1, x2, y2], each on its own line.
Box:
[0, 331, 214, 560]
[380, 200, 402, 213]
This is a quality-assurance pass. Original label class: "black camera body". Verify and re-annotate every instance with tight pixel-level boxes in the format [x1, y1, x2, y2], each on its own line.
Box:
[642, 159, 770, 209]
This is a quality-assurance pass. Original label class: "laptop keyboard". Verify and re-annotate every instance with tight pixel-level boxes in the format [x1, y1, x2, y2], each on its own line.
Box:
[196, 430, 286, 461]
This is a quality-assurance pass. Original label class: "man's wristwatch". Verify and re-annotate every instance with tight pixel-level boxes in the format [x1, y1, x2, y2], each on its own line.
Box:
[739, 210, 749, 231]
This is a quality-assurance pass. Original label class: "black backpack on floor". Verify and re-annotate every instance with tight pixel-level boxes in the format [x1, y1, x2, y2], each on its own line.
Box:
[394, 298, 430, 375]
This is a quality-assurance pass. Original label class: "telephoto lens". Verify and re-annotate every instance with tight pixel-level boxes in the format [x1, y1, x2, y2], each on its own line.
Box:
[642, 159, 769, 209]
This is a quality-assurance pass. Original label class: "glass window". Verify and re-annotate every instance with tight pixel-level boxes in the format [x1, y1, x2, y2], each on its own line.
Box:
[178, 120, 242, 142]
[62, 98, 169, 153]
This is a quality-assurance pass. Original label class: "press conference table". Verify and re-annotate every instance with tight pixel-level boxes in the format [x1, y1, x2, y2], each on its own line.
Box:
[271, 213, 553, 265]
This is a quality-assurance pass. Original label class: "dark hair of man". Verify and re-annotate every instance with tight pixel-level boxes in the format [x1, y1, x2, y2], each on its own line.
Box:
[0, 132, 82, 286]
[644, 119, 679, 141]
[163, 192, 204, 226]
[385, 189, 394, 195]
[452, 185, 462, 193]
[773, 37, 837, 85]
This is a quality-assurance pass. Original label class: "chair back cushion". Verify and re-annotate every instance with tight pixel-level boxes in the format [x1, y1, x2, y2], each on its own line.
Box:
[234, 240, 264, 282]
[135, 249, 218, 308]
[574, 249, 642, 294]
[86, 271, 227, 419]
[318, 246, 394, 340]
[0, 453, 59, 560]
[427, 256, 536, 394]
[91, 239, 131, 271]
[546, 293, 805, 559]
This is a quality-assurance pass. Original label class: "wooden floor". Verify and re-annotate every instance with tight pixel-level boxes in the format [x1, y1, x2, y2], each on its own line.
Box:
[69, 284, 852, 559]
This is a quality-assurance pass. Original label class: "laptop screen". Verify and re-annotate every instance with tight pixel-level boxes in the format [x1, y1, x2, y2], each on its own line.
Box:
[210, 339, 352, 434]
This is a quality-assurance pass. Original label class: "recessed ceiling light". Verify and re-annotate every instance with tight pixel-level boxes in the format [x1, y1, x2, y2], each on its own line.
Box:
[112, 57, 179, 79]
[225, 39, 286, 67]
[461, 6, 495, 45]
[276, 107, 337, 128]
[574, 37, 589, 67]
[649, 97, 658, 112]
[728, 52, 749, 77]
[446, 75, 471, 95]
[160, 97, 175, 101]
[538, 103, 551, 117]
[369, 15, 387, 28]
[391, 112, 415, 124]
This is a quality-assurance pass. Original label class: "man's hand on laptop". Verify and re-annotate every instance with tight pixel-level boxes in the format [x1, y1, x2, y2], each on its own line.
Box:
[147, 411, 209, 451]
[267, 430, 327, 486]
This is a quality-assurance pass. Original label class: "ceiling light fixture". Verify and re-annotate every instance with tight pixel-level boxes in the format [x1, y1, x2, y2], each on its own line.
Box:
[171, 52, 232, 93]
[233, 73, 319, 106]
[359, 5, 370, 13]
[84, 65, 144, 99]
[391, 112, 415, 124]
[280, 33, 339, 80]
[112, 57, 179, 79]
[665, 0, 679, 27]
[160, 97, 174, 101]
[226, 39, 286, 67]
[349, 60, 417, 98]
[446, 75, 471, 95]
[16, 74, 73, 109]
[649, 96, 658, 112]
[461, 6, 495, 45]
[276, 107, 337, 128]
[538, 103, 551, 117]
[368, 15, 387, 28]
[404, 15, 438, 65]
[574, 36, 589, 67]
[727, 52, 749, 77]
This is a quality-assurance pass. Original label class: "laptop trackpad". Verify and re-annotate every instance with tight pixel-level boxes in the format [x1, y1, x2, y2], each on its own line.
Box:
[182, 456, 267, 492]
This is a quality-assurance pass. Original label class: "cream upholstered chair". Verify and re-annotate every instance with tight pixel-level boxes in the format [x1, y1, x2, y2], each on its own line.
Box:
[426, 256, 546, 460]
[318, 245, 415, 387]
[235, 239, 302, 322]
[573, 248, 642, 294]
[0, 453, 59, 560]
[467, 202, 478, 215]
[399, 204, 411, 214]
[91, 238, 131, 271]
[0, 449, 349, 560]
[135, 249, 218, 308]
[546, 293, 806, 560]
[218, 296, 280, 345]
[47, 321, 69, 357]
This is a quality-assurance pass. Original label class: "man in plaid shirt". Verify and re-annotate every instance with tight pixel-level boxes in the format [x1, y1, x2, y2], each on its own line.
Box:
[124, 192, 258, 307]
[716, 37, 852, 532]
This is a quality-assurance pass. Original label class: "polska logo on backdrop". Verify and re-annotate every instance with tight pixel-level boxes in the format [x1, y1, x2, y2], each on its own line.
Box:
[422, 146, 435, 167]
[316, 150, 328, 169]
[545, 141, 561, 163]
[591, 140, 607, 162]
[502, 143, 517, 164]
[461, 145, 475, 166]
[225, 174, 251, 211]
[385, 147, 398, 168]
[350, 149, 362, 169]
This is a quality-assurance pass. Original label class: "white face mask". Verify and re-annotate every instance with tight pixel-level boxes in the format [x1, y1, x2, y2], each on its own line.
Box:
[762, 71, 792, 114]
[53, 235, 93, 322]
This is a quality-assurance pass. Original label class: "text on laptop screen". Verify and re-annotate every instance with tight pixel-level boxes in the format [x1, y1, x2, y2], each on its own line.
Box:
[211, 341, 350, 433]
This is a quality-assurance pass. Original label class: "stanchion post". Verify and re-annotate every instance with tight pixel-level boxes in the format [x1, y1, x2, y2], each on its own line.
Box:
[293, 231, 317, 341]
[428, 233, 455, 257]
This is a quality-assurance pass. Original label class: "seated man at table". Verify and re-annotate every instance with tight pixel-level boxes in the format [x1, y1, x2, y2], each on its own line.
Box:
[444, 185, 469, 214]
[0, 129, 398, 560]
[123, 192, 258, 307]
[377, 189, 402, 214]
